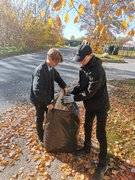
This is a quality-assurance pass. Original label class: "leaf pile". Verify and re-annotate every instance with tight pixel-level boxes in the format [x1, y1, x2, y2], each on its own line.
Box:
[0, 79, 135, 180]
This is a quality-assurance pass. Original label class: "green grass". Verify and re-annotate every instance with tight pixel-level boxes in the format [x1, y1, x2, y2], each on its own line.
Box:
[118, 79, 135, 87]
[107, 79, 135, 161]
[0, 45, 63, 59]
[0, 46, 28, 59]
[95, 53, 124, 62]
[119, 49, 135, 57]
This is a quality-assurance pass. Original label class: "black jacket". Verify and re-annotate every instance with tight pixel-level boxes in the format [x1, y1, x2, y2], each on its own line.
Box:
[71, 55, 110, 112]
[30, 62, 66, 106]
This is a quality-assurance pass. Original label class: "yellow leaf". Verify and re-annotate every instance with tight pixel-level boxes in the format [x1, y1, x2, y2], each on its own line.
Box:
[59, 163, 69, 170]
[9, 161, 15, 166]
[96, 10, 100, 17]
[40, 160, 45, 167]
[74, 16, 79, 23]
[128, 29, 135, 36]
[89, 168, 95, 175]
[40, 10, 45, 18]
[78, 4, 84, 17]
[104, 176, 111, 180]
[116, 8, 122, 16]
[121, 19, 128, 30]
[114, 148, 120, 153]
[53, 0, 62, 11]
[61, 0, 66, 6]
[112, 0, 118, 3]
[74, 174, 85, 180]
[90, 0, 99, 5]
[96, 10, 101, 21]
[112, 170, 118, 175]
[99, 23, 104, 30]
[48, 17, 54, 27]
[93, 23, 104, 33]
[100, 27, 106, 37]
[34, 155, 41, 159]
[56, 15, 61, 26]
[109, 15, 113, 19]
[69, 0, 74, 8]
[64, 12, 69, 23]
[45, 161, 51, 167]
[1, 160, 8, 165]
[128, 16, 134, 22]
[47, 0, 52, 5]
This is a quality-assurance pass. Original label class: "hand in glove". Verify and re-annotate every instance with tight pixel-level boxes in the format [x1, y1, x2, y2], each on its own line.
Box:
[62, 94, 74, 104]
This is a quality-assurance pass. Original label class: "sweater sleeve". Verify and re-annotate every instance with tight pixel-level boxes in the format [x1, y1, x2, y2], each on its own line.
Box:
[32, 68, 52, 105]
[53, 69, 67, 89]
[74, 69, 101, 101]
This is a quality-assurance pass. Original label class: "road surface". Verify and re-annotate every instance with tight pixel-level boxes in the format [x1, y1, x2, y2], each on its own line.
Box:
[0, 48, 135, 113]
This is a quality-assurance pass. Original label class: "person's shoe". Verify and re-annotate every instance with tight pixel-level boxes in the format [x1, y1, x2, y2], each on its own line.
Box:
[73, 147, 91, 157]
[92, 164, 108, 180]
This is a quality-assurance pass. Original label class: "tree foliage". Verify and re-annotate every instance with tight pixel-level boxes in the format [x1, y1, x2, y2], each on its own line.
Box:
[0, 0, 65, 50]
[1, 0, 134, 51]
[47, 0, 135, 42]
[44, 0, 134, 53]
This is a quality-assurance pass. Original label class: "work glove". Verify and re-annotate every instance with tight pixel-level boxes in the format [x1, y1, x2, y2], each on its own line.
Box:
[62, 94, 74, 104]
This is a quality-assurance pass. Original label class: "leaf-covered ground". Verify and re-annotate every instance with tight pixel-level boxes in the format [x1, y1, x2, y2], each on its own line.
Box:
[0, 79, 135, 180]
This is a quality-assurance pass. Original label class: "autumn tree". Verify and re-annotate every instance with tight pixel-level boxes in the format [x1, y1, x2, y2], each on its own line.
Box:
[0, 0, 65, 50]
[82, 1, 134, 38]
[46, 0, 135, 52]
[0, 0, 22, 46]
[47, 0, 135, 35]
[78, 0, 135, 52]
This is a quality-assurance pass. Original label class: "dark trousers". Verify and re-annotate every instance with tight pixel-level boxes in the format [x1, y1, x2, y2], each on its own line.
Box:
[35, 105, 48, 140]
[84, 111, 108, 163]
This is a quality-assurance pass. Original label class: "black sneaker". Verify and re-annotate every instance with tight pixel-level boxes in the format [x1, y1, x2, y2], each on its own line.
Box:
[73, 147, 91, 157]
[92, 164, 108, 180]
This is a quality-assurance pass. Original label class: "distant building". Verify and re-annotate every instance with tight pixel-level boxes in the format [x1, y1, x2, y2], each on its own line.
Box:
[123, 41, 135, 48]
[66, 39, 81, 47]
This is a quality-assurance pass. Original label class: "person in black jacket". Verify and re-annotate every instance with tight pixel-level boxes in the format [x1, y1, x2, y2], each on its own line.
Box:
[63, 44, 110, 180]
[30, 48, 67, 144]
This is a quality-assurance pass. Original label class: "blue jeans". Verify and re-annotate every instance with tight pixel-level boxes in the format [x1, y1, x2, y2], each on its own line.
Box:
[84, 111, 108, 163]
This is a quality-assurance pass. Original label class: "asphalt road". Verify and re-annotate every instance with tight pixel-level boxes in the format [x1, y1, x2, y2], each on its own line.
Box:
[0, 48, 135, 114]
